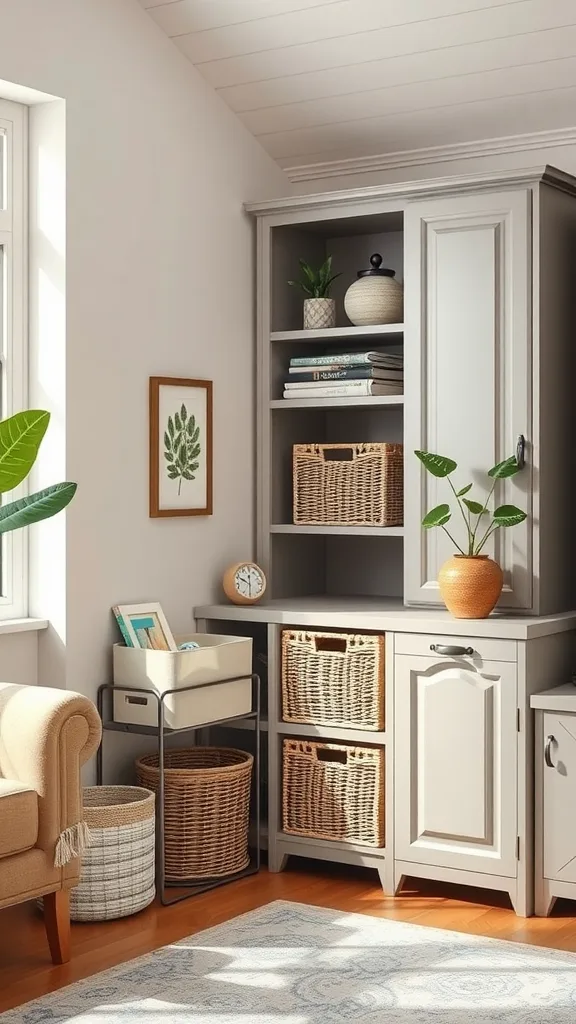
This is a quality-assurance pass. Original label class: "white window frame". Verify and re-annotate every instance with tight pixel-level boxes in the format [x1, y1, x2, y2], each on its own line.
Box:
[0, 98, 27, 619]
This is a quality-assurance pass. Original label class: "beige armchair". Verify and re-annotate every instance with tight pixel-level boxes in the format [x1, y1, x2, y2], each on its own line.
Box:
[0, 683, 101, 964]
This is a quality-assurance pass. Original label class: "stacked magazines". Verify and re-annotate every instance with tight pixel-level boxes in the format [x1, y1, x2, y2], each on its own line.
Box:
[283, 350, 403, 400]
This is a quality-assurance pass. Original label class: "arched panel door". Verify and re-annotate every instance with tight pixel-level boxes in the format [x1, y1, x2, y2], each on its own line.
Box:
[394, 654, 518, 877]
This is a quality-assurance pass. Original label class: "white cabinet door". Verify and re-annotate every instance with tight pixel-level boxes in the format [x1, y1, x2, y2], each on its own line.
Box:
[404, 189, 532, 608]
[542, 712, 576, 883]
[394, 654, 518, 877]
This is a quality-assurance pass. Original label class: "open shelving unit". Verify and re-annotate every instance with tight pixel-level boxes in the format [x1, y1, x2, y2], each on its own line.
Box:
[195, 201, 408, 888]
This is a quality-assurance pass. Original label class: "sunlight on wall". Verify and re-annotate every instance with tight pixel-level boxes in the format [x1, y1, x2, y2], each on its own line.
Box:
[28, 100, 67, 681]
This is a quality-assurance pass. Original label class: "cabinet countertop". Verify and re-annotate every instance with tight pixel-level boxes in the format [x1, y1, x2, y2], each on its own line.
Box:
[194, 597, 576, 640]
[531, 683, 576, 712]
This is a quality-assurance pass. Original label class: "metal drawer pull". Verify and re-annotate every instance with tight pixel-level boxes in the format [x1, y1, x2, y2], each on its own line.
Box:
[544, 735, 556, 769]
[516, 434, 526, 468]
[430, 644, 474, 656]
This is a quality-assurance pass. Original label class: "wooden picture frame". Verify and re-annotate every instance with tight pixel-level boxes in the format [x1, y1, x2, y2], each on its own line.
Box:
[149, 376, 213, 518]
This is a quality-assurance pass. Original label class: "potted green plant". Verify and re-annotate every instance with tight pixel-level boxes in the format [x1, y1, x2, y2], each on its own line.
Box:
[415, 449, 526, 618]
[0, 409, 76, 536]
[288, 256, 341, 330]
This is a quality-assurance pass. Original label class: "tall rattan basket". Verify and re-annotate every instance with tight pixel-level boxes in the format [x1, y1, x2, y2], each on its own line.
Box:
[282, 738, 384, 847]
[293, 442, 403, 527]
[136, 747, 253, 881]
[282, 630, 384, 731]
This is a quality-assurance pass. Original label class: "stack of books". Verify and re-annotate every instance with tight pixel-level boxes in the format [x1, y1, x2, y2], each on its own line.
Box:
[283, 350, 403, 400]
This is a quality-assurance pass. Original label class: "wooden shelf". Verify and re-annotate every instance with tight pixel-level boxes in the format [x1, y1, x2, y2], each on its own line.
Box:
[271, 324, 404, 343]
[271, 395, 403, 409]
[270, 524, 404, 537]
[279, 721, 386, 744]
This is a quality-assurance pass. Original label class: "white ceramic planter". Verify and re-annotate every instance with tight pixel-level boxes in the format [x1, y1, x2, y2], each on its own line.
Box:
[303, 297, 336, 330]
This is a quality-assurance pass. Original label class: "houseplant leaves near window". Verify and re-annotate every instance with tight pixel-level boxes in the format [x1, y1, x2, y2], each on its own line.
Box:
[288, 255, 341, 330]
[0, 409, 76, 533]
[415, 449, 526, 618]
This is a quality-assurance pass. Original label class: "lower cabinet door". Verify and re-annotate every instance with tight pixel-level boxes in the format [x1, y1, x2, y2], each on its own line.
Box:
[543, 711, 576, 882]
[394, 654, 518, 877]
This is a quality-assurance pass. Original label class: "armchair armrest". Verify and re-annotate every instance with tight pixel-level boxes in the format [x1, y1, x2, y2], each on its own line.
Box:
[0, 683, 101, 864]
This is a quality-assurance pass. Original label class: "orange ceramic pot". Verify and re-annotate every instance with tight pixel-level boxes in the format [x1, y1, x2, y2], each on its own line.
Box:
[438, 555, 503, 619]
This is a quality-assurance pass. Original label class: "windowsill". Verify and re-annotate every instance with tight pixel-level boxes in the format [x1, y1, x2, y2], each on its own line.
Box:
[0, 618, 49, 635]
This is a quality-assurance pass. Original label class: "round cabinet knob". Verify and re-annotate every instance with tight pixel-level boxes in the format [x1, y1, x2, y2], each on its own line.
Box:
[344, 252, 403, 327]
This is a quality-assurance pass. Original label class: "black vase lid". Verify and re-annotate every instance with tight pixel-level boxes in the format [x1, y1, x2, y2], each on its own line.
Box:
[358, 254, 395, 278]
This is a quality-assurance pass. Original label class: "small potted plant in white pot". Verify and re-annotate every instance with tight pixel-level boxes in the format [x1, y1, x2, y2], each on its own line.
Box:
[415, 449, 526, 618]
[288, 256, 341, 330]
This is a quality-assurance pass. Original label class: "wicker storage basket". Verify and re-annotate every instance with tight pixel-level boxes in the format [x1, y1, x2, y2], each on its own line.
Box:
[282, 739, 384, 847]
[136, 747, 253, 881]
[282, 630, 384, 731]
[71, 786, 155, 921]
[293, 442, 403, 527]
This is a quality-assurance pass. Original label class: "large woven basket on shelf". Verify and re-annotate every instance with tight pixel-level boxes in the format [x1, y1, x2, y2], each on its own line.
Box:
[282, 630, 384, 731]
[292, 442, 403, 527]
[71, 786, 155, 921]
[282, 738, 384, 847]
[136, 747, 253, 881]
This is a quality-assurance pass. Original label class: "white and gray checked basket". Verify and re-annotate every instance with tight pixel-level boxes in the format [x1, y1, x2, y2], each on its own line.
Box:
[71, 785, 156, 921]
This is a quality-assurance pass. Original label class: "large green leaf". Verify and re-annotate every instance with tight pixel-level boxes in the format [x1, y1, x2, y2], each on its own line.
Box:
[0, 482, 76, 534]
[0, 410, 50, 494]
[488, 455, 522, 479]
[492, 504, 527, 527]
[414, 450, 457, 477]
[463, 498, 486, 516]
[422, 503, 451, 528]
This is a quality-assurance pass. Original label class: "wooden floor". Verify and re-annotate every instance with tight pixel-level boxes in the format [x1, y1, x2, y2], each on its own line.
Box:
[2, 861, 576, 1015]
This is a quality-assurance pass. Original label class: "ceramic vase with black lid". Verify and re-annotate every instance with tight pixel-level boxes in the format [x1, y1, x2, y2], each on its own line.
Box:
[344, 254, 403, 326]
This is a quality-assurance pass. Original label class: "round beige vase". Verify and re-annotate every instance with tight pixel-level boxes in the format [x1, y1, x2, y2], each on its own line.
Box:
[344, 253, 403, 326]
[438, 555, 503, 619]
[303, 297, 336, 330]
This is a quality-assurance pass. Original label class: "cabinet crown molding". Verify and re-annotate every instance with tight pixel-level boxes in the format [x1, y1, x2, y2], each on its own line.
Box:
[280, 128, 576, 185]
[246, 163, 576, 218]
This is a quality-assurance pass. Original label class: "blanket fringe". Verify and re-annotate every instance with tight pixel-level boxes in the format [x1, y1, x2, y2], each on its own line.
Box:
[54, 821, 92, 868]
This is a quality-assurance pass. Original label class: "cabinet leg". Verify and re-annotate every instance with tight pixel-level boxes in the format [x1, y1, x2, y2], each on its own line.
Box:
[509, 880, 533, 918]
[268, 850, 288, 873]
[393, 870, 406, 896]
[43, 889, 70, 965]
[535, 880, 557, 917]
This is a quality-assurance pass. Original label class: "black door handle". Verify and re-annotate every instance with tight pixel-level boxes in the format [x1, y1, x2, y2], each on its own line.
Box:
[516, 434, 526, 468]
[430, 644, 474, 656]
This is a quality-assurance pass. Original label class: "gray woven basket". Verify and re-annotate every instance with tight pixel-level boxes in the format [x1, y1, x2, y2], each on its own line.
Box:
[71, 785, 156, 921]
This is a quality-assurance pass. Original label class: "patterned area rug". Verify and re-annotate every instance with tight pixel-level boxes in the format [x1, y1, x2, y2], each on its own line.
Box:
[3, 900, 576, 1022]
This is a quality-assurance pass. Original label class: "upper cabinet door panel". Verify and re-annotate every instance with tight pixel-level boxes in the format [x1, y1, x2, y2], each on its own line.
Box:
[404, 190, 532, 609]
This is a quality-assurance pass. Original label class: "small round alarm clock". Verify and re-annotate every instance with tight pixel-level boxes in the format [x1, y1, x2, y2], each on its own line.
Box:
[223, 562, 267, 605]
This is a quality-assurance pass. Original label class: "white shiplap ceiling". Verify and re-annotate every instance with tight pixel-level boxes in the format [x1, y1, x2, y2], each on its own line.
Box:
[139, 0, 576, 178]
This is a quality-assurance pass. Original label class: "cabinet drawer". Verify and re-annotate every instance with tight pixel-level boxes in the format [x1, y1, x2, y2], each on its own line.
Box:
[394, 632, 517, 663]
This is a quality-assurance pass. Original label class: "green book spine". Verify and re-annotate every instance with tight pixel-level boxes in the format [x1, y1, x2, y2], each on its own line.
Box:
[112, 608, 134, 647]
[290, 352, 374, 367]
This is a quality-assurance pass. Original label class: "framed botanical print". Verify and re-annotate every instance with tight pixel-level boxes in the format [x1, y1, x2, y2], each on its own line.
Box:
[149, 376, 213, 517]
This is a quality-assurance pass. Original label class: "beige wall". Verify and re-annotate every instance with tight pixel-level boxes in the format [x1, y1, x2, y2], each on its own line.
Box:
[0, 1, 287, 736]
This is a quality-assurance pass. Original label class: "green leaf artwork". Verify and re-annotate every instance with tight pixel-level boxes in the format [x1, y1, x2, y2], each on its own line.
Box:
[164, 404, 201, 496]
[415, 447, 527, 555]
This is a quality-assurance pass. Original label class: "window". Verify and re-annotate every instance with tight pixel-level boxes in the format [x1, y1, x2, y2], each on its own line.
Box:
[0, 98, 27, 618]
